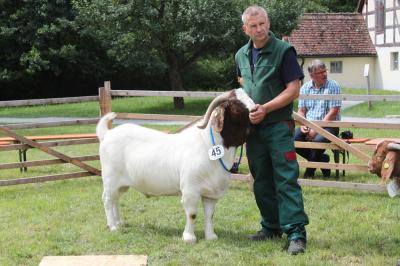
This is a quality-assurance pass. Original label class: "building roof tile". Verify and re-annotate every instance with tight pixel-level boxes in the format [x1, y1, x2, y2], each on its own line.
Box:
[289, 13, 376, 57]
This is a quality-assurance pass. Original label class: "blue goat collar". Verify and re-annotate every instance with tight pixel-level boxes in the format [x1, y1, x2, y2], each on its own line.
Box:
[209, 126, 243, 173]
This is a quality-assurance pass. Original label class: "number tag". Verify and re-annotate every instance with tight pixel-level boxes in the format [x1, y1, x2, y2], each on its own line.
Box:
[208, 145, 224, 160]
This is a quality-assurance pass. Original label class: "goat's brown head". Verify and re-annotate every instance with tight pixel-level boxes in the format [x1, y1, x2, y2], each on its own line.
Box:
[368, 141, 400, 184]
[197, 89, 255, 148]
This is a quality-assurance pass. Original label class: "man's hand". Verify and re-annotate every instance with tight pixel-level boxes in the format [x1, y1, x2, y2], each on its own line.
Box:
[305, 129, 317, 141]
[300, 125, 309, 134]
[302, 125, 317, 141]
[249, 104, 267, 124]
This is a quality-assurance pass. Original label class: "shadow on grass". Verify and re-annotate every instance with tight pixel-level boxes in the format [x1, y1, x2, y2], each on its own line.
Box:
[310, 234, 400, 256]
[119, 221, 287, 248]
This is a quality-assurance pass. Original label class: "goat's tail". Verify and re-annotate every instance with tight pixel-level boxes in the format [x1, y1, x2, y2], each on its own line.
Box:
[96, 112, 117, 142]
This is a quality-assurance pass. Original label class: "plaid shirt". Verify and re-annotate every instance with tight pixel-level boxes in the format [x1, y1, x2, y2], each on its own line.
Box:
[299, 79, 341, 121]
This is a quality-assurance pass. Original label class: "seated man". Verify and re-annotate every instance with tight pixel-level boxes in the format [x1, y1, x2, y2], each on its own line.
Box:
[295, 59, 341, 178]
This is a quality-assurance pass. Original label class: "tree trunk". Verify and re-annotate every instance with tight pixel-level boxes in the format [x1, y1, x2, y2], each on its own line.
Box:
[167, 52, 184, 109]
[173, 96, 184, 110]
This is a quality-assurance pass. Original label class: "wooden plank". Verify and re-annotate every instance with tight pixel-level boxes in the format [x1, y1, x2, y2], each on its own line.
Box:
[0, 155, 100, 170]
[231, 174, 386, 193]
[345, 138, 370, 143]
[365, 138, 400, 145]
[310, 120, 400, 129]
[298, 179, 386, 193]
[295, 141, 371, 150]
[39, 255, 147, 266]
[351, 143, 375, 151]
[0, 127, 101, 176]
[1, 91, 398, 108]
[0, 171, 95, 186]
[2, 118, 99, 130]
[0, 133, 97, 142]
[293, 112, 370, 163]
[0, 138, 98, 151]
[295, 142, 342, 150]
[116, 112, 201, 122]
[0, 96, 98, 107]
[299, 161, 369, 172]
[108, 90, 400, 101]
[297, 140, 377, 153]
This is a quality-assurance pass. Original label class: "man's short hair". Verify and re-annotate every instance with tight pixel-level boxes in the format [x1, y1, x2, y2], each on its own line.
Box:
[308, 60, 326, 74]
[242, 5, 268, 24]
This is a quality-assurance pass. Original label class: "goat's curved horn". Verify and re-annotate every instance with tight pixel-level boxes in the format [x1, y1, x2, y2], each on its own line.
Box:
[197, 90, 233, 129]
[388, 142, 400, 151]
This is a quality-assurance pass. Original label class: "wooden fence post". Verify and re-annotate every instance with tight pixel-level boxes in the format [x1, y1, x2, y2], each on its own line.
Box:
[99, 81, 112, 116]
[99, 81, 112, 129]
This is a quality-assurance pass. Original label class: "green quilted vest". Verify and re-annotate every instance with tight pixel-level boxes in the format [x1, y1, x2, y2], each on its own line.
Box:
[235, 31, 294, 125]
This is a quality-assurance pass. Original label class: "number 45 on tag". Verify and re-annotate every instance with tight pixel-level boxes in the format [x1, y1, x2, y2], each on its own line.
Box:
[208, 145, 224, 160]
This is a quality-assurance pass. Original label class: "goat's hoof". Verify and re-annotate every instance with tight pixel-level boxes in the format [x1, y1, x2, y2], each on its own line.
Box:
[109, 225, 119, 231]
[182, 233, 197, 244]
[206, 233, 218, 241]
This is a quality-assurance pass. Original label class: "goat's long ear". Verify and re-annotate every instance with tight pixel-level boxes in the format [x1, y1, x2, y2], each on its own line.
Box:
[211, 106, 225, 133]
[380, 151, 397, 184]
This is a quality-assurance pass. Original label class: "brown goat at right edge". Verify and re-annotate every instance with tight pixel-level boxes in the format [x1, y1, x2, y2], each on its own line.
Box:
[368, 141, 400, 184]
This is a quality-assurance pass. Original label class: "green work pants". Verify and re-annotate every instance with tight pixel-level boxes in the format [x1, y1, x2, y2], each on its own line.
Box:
[246, 120, 309, 241]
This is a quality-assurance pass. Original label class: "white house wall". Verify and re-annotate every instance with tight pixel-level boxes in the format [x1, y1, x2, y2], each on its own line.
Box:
[375, 47, 400, 90]
[299, 57, 376, 89]
[361, 0, 400, 91]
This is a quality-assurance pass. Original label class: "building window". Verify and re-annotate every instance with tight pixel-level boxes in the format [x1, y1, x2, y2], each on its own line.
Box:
[375, 0, 385, 33]
[330, 61, 343, 73]
[391, 52, 399, 70]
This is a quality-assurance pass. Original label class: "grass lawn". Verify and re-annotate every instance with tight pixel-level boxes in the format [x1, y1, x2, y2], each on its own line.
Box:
[1, 88, 400, 265]
[1, 177, 399, 266]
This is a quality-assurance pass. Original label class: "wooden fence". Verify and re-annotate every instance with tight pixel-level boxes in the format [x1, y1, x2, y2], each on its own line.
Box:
[98, 81, 400, 193]
[0, 119, 100, 186]
[1, 80, 400, 192]
[0, 96, 98, 107]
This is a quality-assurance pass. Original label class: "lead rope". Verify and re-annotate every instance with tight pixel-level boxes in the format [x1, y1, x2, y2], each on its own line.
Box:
[209, 126, 243, 173]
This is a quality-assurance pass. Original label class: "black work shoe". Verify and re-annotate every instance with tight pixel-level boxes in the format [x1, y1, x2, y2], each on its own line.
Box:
[287, 239, 306, 255]
[247, 230, 282, 241]
[303, 168, 315, 178]
[321, 154, 331, 177]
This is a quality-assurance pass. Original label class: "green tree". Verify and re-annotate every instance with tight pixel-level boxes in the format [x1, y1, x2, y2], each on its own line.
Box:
[324, 0, 359, 12]
[261, 0, 305, 38]
[73, 0, 243, 109]
[0, 0, 109, 99]
[0, 1, 307, 101]
[304, 0, 359, 13]
[303, 1, 329, 13]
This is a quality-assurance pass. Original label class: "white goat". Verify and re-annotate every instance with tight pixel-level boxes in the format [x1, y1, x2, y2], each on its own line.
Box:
[96, 89, 255, 243]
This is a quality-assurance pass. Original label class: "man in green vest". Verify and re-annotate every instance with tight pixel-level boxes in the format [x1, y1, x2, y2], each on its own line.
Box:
[235, 5, 309, 255]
